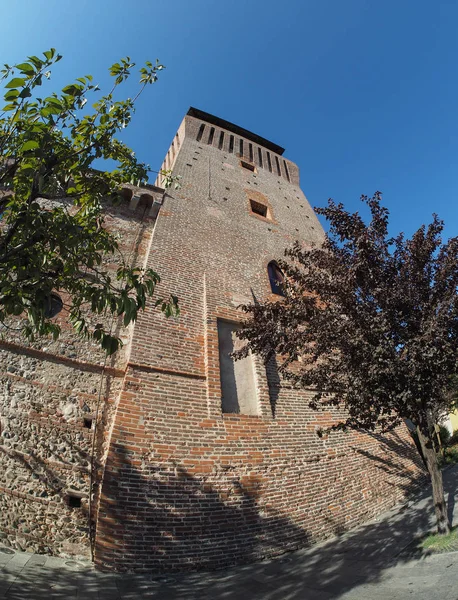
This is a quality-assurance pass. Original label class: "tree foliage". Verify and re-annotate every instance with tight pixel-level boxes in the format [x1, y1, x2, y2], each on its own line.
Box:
[238, 192, 458, 533]
[0, 49, 179, 355]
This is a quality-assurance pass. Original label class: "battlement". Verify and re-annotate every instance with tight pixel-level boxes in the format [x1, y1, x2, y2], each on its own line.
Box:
[155, 107, 299, 187]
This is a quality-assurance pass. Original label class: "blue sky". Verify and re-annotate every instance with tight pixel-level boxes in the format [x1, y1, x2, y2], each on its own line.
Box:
[2, 0, 458, 238]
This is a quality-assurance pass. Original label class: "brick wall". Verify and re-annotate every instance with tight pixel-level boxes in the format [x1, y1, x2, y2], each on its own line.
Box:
[94, 111, 426, 571]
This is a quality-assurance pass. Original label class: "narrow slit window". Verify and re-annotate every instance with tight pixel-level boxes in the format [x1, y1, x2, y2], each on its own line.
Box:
[208, 127, 215, 145]
[258, 148, 263, 168]
[175, 132, 180, 149]
[229, 135, 234, 153]
[283, 160, 290, 182]
[249, 143, 253, 162]
[196, 124, 205, 142]
[239, 139, 244, 157]
[218, 131, 224, 150]
[275, 156, 281, 176]
[250, 199, 268, 218]
[267, 152, 272, 172]
[268, 261, 285, 296]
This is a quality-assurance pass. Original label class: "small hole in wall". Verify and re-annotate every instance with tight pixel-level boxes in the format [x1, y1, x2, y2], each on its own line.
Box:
[83, 418, 93, 429]
[67, 494, 82, 509]
[186, 163, 192, 167]
[223, 197, 228, 201]
[225, 187, 230, 191]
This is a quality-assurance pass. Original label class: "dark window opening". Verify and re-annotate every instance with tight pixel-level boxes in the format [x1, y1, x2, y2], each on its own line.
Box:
[258, 148, 263, 168]
[275, 156, 281, 176]
[208, 127, 215, 145]
[196, 124, 205, 142]
[241, 160, 255, 172]
[250, 200, 268, 218]
[229, 135, 234, 153]
[67, 494, 82, 509]
[267, 152, 272, 172]
[283, 160, 290, 182]
[249, 143, 254, 162]
[239, 139, 244, 157]
[218, 131, 224, 150]
[44, 293, 63, 318]
[268, 261, 285, 296]
[83, 418, 93, 429]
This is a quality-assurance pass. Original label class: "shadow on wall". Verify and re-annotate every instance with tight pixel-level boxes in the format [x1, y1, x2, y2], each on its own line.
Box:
[4, 470, 458, 600]
[96, 435, 428, 580]
[352, 430, 428, 503]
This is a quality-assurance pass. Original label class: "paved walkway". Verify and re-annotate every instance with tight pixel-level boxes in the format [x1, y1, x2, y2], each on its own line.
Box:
[2, 466, 458, 599]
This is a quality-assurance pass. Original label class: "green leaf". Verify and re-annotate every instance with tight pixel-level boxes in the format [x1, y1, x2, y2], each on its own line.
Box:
[5, 77, 26, 89]
[4, 89, 19, 100]
[18, 87, 31, 99]
[43, 49, 56, 61]
[21, 140, 40, 152]
[16, 62, 35, 76]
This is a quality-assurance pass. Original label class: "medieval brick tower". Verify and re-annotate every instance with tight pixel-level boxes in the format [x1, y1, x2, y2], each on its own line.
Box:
[0, 108, 423, 571]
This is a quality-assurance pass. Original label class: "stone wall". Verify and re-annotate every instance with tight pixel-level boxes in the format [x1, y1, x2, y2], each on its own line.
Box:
[0, 191, 159, 556]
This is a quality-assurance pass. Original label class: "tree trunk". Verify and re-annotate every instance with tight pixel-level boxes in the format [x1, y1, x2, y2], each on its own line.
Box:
[417, 425, 451, 534]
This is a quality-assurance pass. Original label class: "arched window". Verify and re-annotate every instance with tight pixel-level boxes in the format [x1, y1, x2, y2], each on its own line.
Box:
[268, 261, 285, 296]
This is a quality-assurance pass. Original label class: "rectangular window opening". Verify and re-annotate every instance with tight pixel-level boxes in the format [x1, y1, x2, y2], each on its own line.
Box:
[217, 320, 259, 415]
[83, 417, 93, 430]
[258, 147, 263, 168]
[239, 139, 244, 157]
[275, 155, 281, 176]
[196, 124, 205, 142]
[267, 152, 272, 172]
[229, 135, 234, 153]
[250, 199, 268, 218]
[208, 127, 215, 145]
[283, 160, 290, 182]
[249, 143, 253, 163]
[218, 131, 224, 150]
[241, 160, 255, 172]
[67, 494, 82, 509]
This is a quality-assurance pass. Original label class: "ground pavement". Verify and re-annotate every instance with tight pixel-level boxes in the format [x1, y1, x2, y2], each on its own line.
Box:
[2, 465, 458, 599]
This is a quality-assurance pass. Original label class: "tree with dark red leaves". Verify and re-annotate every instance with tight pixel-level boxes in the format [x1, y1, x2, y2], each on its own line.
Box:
[238, 192, 458, 534]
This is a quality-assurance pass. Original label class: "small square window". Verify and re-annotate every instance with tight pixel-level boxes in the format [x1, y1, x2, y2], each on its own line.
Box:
[250, 200, 268, 218]
[67, 494, 82, 509]
[241, 160, 256, 173]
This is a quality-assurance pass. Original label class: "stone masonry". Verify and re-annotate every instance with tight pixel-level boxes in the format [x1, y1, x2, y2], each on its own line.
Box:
[0, 108, 425, 571]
